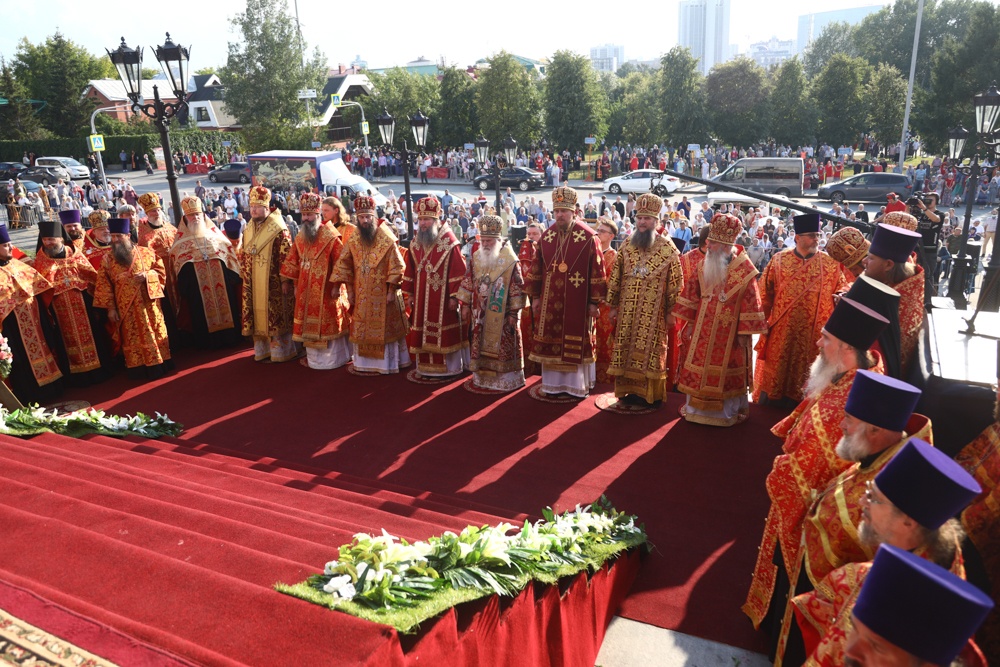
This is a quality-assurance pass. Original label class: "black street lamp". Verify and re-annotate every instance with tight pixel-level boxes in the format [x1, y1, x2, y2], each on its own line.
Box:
[107, 34, 190, 224]
[945, 82, 1000, 314]
[376, 107, 429, 245]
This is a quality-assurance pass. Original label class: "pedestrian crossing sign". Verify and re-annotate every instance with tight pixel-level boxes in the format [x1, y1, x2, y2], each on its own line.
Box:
[332, 95, 341, 107]
[361, 121, 369, 135]
[88, 134, 106, 152]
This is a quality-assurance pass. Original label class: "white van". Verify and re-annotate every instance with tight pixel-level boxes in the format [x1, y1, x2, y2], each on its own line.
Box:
[318, 161, 389, 210]
[709, 158, 804, 197]
[36, 156, 90, 180]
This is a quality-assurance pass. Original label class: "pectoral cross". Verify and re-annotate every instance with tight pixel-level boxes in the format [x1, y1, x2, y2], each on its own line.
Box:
[568, 271, 585, 288]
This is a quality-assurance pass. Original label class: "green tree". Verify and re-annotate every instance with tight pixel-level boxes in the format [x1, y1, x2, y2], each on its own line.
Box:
[811, 54, 870, 146]
[657, 46, 709, 145]
[543, 50, 609, 153]
[354, 68, 440, 150]
[914, 2, 1000, 152]
[475, 52, 542, 149]
[220, 0, 327, 152]
[12, 32, 113, 137]
[432, 67, 475, 149]
[0, 57, 45, 141]
[705, 58, 770, 147]
[618, 71, 660, 147]
[864, 63, 908, 150]
[769, 58, 817, 146]
[195, 66, 219, 77]
[802, 22, 858, 79]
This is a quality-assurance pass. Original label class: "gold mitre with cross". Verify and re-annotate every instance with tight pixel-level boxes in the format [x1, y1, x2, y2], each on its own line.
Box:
[552, 186, 578, 211]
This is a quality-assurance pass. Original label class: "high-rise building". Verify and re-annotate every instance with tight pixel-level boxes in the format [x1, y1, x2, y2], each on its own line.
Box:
[590, 44, 625, 73]
[748, 37, 796, 69]
[678, 0, 731, 76]
[797, 6, 883, 54]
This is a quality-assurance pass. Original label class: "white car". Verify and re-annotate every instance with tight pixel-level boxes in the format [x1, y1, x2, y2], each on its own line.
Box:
[603, 169, 680, 196]
[36, 156, 90, 180]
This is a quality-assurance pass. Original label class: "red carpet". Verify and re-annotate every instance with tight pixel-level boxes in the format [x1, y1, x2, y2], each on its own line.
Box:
[5, 344, 785, 661]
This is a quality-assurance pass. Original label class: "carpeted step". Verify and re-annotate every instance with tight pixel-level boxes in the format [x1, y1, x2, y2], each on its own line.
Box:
[11, 434, 494, 544]
[0, 506, 391, 667]
[0, 453, 338, 577]
[116, 435, 533, 525]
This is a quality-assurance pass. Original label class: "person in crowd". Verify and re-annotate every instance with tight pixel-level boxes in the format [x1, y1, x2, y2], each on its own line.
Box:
[754, 213, 848, 408]
[0, 225, 64, 402]
[825, 226, 870, 284]
[402, 197, 469, 379]
[238, 186, 296, 363]
[321, 196, 354, 246]
[170, 196, 243, 350]
[523, 187, 606, 398]
[94, 218, 172, 379]
[279, 193, 351, 369]
[457, 214, 526, 392]
[744, 297, 889, 649]
[330, 195, 409, 374]
[594, 217, 619, 384]
[863, 219, 924, 378]
[673, 213, 766, 425]
[841, 546, 992, 667]
[605, 194, 683, 406]
[33, 217, 113, 386]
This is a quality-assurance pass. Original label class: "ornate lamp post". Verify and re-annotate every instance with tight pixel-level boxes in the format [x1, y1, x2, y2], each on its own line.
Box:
[107, 34, 190, 224]
[376, 108, 429, 245]
[946, 82, 1000, 312]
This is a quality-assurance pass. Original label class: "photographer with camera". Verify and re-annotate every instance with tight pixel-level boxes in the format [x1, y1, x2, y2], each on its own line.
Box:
[908, 192, 942, 307]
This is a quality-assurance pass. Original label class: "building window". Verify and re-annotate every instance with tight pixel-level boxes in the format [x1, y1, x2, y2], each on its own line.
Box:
[196, 107, 210, 122]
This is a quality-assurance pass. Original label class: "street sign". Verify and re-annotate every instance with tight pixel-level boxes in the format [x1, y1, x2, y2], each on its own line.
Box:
[331, 94, 341, 106]
[222, 140, 231, 147]
[361, 121, 369, 135]
[464, 143, 475, 150]
[88, 134, 105, 152]
[686, 143, 701, 151]
[311, 141, 321, 148]
[298, 89, 318, 99]
[584, 137, 597, 145]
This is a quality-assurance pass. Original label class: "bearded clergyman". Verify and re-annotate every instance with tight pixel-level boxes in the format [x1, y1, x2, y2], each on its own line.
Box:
[238, 186, 297, 363]
[280, 192, 351, 370]
[170, 196, 243, 349]
[457, 214, 526, 392]
[330, 195, 410, 373]
[93, 217, 172, 379]
[672, 213, 767, 426]
[402, 196, 469, 378]
[605, 193, 683, 406]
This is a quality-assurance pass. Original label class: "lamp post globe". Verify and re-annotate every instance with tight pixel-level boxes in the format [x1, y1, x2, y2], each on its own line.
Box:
[376, 107, 396, 147]
[155, 33, 191, 100]
[106, 38, 143, 101]
[410, 109, 429, 148]
[503, 135, 518, 168]
[974, 82, 1000, 137]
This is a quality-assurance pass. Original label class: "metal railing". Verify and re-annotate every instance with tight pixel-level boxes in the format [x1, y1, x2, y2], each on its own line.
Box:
[0, 205, 59, 229]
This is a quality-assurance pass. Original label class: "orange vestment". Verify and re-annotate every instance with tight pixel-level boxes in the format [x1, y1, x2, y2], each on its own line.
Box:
[279, 223, 350, 345]
[754, 250, 847, 403]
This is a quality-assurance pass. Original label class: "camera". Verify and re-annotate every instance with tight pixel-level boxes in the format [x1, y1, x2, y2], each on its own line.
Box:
[906, 192, 935, 210]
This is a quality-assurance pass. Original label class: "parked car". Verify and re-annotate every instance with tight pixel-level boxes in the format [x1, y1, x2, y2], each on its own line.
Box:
[19, 165, 71, 186]
[208, 162, 252, 184]
[0, 162, 26, 181]
[36, 156, 90, 180]
[603, 169, 680, 196]
[473, 167, 545, 192]
[817, 172, 914, 203]
[708, 158, 804, 197]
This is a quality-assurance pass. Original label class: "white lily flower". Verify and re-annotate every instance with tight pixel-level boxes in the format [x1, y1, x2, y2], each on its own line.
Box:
[323, 560, 341, 575]
[336, 583, 356, 600]
[322, 574, 352, 594]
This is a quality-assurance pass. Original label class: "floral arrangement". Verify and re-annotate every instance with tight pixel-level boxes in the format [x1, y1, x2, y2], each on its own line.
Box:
[0, 335, 12, 379]
[0, 404, 182, 438]
[277, 497, 646, 632]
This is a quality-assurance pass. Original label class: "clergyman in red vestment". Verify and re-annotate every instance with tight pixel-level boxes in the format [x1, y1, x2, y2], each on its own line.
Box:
[402, 196, 469, 378]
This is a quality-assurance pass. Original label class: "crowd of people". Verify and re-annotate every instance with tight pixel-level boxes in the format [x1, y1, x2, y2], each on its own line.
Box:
[1, 175, 999, 663]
